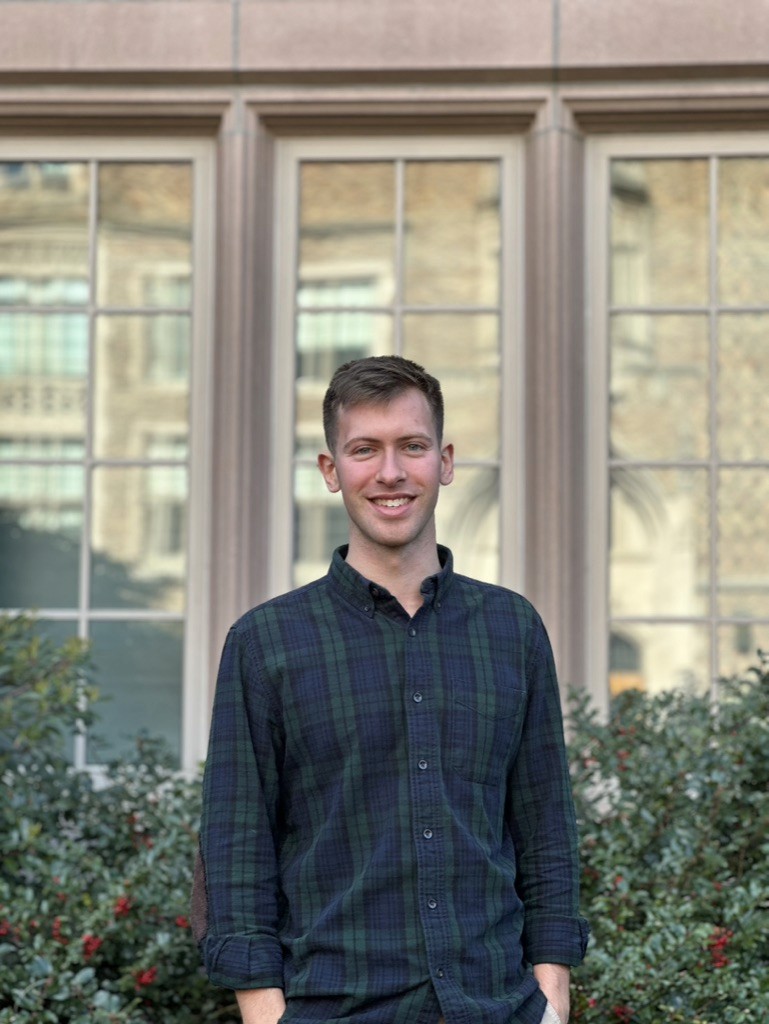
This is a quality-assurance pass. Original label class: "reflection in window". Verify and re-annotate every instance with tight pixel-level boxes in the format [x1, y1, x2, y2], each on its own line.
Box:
[609, 631, 643, 695]
[608, 154, 769, 699]
[290, 154, 505, 587]
[0, 158, 194, 765]
[297, 278, 377, 382]
[145, 276, 191, 382]
[0, 313, 88, 376]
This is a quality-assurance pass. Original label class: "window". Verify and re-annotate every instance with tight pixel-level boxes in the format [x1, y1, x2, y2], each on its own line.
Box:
[588, 136, 769, 707]
[272, 137, 523, 592]
[0, 141, 213, 771]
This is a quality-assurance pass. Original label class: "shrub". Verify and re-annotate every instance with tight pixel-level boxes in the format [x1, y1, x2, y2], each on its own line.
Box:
[0, 615, 238, 1024]
[569, 653, 769, 1022]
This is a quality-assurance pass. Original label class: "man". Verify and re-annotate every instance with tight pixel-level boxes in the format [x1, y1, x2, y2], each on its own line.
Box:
[193, 356, 588, 1024]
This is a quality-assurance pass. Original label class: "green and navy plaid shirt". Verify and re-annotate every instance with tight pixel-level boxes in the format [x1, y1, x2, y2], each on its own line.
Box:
[196, 547, 588, 1024]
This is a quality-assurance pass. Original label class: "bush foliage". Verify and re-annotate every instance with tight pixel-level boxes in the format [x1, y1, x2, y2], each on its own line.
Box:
[0, 615, 238, 1023]
[1, 614, 768, 1021]
[569, 655, 769, 1022]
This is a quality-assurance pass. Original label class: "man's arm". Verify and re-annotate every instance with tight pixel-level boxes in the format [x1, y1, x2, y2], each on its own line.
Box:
[506, 611, 589, 984]
[195, 625, 286, 991]
[533, 963, 570, 1023]
[236, 987, 286, 1024]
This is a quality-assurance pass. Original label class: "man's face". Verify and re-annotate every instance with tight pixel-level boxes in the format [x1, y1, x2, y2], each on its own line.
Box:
[317, 389, 454, 560]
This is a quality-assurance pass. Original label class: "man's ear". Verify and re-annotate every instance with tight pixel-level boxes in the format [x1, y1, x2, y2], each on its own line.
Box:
[439, 442, 455, 486]
[317, 452, 340, 493]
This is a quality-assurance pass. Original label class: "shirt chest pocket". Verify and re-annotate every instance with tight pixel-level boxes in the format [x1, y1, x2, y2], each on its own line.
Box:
[449, 676, 526, 785]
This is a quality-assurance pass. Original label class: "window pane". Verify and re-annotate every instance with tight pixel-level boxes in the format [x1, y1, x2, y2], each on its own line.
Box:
[610, 159, 709, 308]
[403, 313, 500, 460]
[0, 162, 89, 307]
[404, 161, 500, 307]
[91, 466, 187, 612]
[94, 315, 190, 459]
[610, 468, 710, 618]
[293, 463, 350, 588]
[436, 466, 498, 585]
[718, 314, 769, 461]
[610, 314, 709, 461]
[0, 464, 83, 607]
[718, 468, 769, 617]
[609, 623, 709, 698]
[295, 311, 393, 455]
[718, 158, 769, 306]
[718, 622, 769, 680]
[298, 163, 395, 308]
[88, 620, 183, 764]
[97, 164, 192, 309]
[0, 313, 88, 445]
[290, 149, 507, 590]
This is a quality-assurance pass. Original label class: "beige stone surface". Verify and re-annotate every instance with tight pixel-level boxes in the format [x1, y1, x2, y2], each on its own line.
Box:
[0, 2, 233, 72]
[238, 0, 553, 72]
[559, 0, 769, 70]
[3, 0, 769, 78]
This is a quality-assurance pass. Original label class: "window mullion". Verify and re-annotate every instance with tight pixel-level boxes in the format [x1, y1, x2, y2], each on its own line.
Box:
[394, 158, 405, 357]
[74, 158, 100, 771]
[708, 155, 720, 699]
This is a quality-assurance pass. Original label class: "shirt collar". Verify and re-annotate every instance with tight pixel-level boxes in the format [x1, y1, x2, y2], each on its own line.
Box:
[329, 545, 454, 618]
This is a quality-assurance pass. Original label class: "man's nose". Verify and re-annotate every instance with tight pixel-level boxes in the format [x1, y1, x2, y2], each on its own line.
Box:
[376, 448, 406, 484]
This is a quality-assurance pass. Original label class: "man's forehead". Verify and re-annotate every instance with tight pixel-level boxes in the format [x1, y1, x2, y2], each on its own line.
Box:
[335, 391, 436, 433]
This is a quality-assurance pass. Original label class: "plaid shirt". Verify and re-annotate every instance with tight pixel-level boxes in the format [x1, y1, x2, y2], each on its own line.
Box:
[196, 547, 588, 1024]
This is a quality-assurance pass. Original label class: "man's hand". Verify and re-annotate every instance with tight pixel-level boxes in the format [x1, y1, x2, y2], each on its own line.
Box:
[236, 987, 286, 1024]
[533, 963, 570, 1023]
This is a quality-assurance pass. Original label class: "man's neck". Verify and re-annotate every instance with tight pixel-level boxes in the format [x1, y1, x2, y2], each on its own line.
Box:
[345, 540, 441, 618]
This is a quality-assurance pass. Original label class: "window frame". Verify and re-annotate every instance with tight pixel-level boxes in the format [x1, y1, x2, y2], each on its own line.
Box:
[586, 131, 769, 715]
[0, 136, 216, 774]
[269, 134, 526, 597]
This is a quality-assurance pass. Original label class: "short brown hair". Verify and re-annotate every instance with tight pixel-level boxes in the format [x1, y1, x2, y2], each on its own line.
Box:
[322, 355, 444, 453]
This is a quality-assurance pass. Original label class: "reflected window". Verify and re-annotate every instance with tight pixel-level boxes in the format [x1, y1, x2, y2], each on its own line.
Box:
[287, 146, 511, 588]
[606, 152, 769, 699]
[0, 155, 198, 767]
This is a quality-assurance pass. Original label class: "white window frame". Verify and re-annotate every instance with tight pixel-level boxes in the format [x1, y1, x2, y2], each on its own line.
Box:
[586, 132, 769, 716]
[270, 135, 525, 597]
[0, 137, 215, 775]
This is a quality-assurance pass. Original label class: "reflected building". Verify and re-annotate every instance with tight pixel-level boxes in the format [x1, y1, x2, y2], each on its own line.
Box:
[293, 159, 503, 587]
[0, 161, 193, 761]
[2, 0, 769, 766]
[608, 159, 769, 696]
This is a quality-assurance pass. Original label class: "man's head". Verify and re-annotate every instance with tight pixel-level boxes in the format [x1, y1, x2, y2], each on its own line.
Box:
[322, 355, 444, 454]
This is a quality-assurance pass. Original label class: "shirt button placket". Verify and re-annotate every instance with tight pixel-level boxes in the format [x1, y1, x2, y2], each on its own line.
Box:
[404, 614, 447, 1001]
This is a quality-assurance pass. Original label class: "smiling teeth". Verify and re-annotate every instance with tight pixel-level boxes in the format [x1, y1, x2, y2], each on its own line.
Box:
[375, 498, 410, 507]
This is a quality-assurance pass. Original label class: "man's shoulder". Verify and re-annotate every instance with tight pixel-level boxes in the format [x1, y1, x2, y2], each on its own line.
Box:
[451, 571, 542, 623]
[230, 575, 331, 636]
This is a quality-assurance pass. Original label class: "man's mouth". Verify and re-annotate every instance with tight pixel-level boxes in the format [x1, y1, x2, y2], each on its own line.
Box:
[372, 497, 412, 508]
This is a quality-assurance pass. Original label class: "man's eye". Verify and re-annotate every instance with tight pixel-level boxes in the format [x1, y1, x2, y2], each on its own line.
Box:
[405, 443, 425, 452]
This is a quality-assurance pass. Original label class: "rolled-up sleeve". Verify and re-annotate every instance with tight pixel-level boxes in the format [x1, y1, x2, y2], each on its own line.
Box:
[194, 624, 285, 990]
[506, 613, 589, 967]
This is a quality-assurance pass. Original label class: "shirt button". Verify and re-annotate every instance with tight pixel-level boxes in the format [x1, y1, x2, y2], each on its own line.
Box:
[427, 898, 437, 909]
[423, 828, 433, 840]
[436, 968, 445, 979]
[408, 627, 417, 637]
[418, 759, 428, 770]
[412, 692, 423, 703]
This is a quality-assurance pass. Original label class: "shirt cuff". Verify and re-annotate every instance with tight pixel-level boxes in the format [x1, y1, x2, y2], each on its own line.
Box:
[201, 934, 285, 991]
[523, 914, 590, 967]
